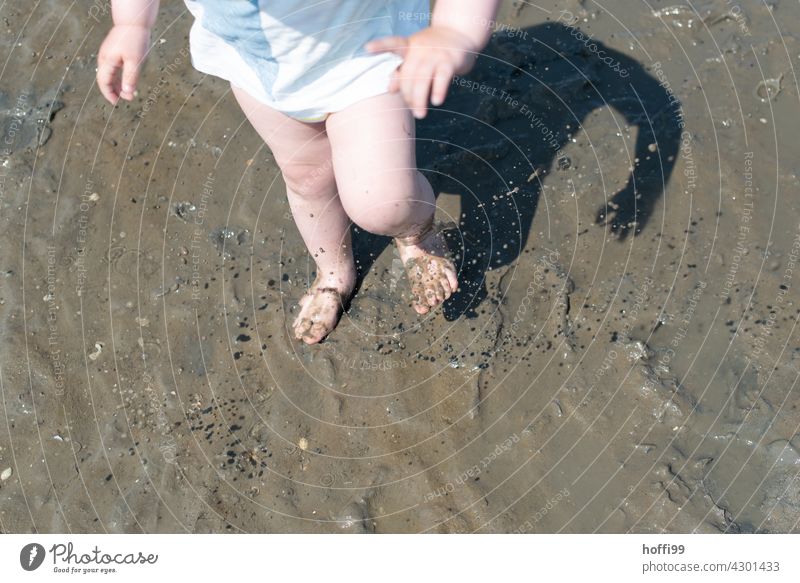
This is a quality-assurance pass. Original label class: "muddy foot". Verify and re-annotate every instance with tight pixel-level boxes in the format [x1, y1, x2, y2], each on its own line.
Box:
[394, 219, 458, 315]
[292, 274, 355, 344]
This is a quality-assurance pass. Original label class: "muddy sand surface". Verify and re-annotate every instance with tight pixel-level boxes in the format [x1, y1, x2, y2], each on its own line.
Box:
[2, 0, 800, 533]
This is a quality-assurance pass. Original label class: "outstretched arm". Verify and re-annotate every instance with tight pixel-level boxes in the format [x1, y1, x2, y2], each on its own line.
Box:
[367, 0, 501, 118]
[96, 0, 160, 104]
[595, 64, 681, 239]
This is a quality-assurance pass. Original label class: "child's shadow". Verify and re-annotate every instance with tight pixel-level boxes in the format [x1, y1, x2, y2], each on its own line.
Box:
[352, 22, 681, 321]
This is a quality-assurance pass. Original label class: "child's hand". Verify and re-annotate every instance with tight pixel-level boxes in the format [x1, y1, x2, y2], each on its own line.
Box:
[96, 24, 151, 104]
[366, 26, 478, 119]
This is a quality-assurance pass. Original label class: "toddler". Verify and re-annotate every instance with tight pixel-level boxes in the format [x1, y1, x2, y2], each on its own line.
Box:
[97, 0, 499, 344]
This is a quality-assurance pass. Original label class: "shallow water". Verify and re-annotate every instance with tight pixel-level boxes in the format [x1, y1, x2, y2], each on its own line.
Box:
[1, 0, 799, 533]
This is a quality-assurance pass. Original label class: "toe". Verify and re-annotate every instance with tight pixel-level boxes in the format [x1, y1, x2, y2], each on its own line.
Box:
[432, 282, 445, 305]
[306, 322, 330, 344]
[294, 318, 312, 340]
[301, 330, 321, 345]
[445, 268, 458, 295]
[292, 304, 304, 328]
[440, 276, 452, 299]
[292, 305, 309, 328]
[425, 288, 438, 307]
[413, 293, 430, 314]
[298, 319, 323, 344]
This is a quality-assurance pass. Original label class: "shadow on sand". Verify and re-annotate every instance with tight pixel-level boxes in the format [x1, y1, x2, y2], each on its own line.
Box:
[350, 21, 681, 320]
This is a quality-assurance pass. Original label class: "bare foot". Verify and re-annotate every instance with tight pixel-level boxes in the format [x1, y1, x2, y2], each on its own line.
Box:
[394, 218, 458, 315]
[292, 272, 355, 344]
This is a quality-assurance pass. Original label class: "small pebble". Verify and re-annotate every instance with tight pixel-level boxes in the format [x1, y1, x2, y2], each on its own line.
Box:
[88, 342, 104, 361]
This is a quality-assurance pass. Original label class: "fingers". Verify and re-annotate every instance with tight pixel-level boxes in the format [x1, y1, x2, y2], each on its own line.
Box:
[398, 60, 453, 118]
[431, 62, 454, 107]
[120, 57, 141, 101]
[369, 33, 459, 115]
[365, 36, 409, 57]
[409, 60, 436, 118]
[96, 54, 140, 104]
[96, 58, 123, 104]
[394, 56, 455, 118]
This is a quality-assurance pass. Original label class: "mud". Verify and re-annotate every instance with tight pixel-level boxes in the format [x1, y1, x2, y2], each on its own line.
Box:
[1, 0, 800, 533]
[396, 223, 457, 313]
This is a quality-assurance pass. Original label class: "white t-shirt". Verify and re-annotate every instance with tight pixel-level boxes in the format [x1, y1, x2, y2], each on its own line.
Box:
[183, 0, 430, 120]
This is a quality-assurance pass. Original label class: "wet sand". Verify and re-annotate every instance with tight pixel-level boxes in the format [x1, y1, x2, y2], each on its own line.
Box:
[1, 0, 800, 533]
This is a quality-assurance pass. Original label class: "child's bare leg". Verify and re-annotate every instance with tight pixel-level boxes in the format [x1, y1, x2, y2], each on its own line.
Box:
[326, 91, 458, 315]
[231, 86, 356, 343]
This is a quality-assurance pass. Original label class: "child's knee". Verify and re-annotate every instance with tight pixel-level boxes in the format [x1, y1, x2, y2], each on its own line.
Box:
[280, 159, 335, 199]
[346, 199, 428, 236]
[340, 174, 429, 235]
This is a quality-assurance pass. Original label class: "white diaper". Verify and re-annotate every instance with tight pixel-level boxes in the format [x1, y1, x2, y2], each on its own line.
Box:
[183, 0, 430, 121]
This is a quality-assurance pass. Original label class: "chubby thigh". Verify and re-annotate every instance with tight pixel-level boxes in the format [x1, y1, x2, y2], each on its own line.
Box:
[326, 91, 434, 236]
